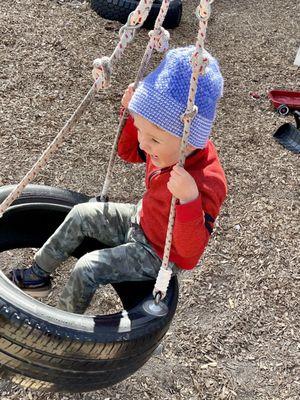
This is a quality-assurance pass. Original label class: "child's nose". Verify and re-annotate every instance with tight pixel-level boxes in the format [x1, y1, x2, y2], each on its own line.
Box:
[138, 136, 150, 153]
[139, 141, 149, 153]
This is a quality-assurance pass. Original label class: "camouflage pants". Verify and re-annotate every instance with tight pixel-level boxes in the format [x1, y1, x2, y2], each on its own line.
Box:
[34, 201, 178, 314]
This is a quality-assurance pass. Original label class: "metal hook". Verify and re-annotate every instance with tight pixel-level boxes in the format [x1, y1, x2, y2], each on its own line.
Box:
[143, 292, 169, 317]
[154, 291, 162, 305]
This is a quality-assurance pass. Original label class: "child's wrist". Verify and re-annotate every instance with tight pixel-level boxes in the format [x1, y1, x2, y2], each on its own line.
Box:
[179, 194, 199, 205]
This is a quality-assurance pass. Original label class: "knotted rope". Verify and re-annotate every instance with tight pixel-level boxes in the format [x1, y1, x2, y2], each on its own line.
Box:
[153, 0, 214, 301]
[98, 0, 171, 201]
[0, 0, 155, 217]
[92, 0, 161, 90]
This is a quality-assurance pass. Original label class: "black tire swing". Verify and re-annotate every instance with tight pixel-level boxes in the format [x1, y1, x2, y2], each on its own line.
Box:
[91, 0, 183, 29]
[0, 185, 178, 393]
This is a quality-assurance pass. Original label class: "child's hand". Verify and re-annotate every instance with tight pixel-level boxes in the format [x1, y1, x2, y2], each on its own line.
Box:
[167, 164, 199, 204]
[121, 83, 135, 108]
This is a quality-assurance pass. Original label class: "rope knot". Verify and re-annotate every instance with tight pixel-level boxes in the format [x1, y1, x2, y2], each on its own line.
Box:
[181, 105, 198, 124]
[92, 56, 112, 91]
[115, 11, 145, 60]
[153, 267, 173, 300]
[149, 27, 170, 53]
[195, 0, 213, 22]
[118, 20, 136, 44]
[128, 1, 153, 25]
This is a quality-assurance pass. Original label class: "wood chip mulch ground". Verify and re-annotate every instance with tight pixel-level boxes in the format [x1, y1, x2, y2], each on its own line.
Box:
[0, 0, 299, 399]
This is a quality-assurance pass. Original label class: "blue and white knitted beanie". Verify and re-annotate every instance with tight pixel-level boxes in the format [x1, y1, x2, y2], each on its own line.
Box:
[128, 46, 223, 148]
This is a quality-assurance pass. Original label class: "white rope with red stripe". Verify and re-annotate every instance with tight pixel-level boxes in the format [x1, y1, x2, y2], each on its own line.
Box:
[153, 0, 214, 301]
[92, 0, 157, 90]
[0, 0, 155, 218]
[99, 0, 171, 200]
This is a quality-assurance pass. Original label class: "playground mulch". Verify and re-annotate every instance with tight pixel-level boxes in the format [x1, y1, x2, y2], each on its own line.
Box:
[0, 0, 299, 399]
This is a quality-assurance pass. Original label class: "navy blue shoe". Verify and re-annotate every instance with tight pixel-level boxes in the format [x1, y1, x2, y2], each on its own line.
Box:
[7, 266, 52, 298]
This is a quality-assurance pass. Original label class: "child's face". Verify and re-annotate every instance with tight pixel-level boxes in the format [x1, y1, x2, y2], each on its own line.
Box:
[133, 114, 195, 168]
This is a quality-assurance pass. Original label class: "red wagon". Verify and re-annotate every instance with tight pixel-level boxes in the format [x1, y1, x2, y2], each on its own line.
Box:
[269, 90, 300, 153]
[268, 89, 300, 115]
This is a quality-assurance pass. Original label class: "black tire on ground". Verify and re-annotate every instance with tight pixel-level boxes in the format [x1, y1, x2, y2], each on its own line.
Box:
[0, 184, 179, 393]
[91, 0, 183, 30]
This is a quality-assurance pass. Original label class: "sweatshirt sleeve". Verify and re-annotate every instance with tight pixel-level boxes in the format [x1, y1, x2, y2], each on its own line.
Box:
[172, 144, 227, 265]
[117, 108, 146, 163]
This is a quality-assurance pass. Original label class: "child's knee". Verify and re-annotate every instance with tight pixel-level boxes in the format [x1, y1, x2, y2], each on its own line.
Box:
[72, 256, 95, 285]
[69, 203, 101, 228]
[71, 203, 94, 218]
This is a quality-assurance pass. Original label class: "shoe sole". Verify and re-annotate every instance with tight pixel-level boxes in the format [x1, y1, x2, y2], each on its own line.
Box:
[22, 287, 52, 298]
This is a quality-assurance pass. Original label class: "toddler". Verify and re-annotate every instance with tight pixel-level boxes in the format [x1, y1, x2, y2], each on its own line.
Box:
[8, 46, 227, 314]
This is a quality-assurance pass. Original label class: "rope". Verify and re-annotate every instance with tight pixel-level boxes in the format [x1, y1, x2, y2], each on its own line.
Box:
[0, 0, 155, 218]
[153, 0, 214, 300]
[92, 0, 156, 89]
[98, 0, 171, 201]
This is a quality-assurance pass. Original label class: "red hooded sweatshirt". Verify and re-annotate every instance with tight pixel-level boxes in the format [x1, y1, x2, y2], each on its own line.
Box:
[117, 114, 227, 270]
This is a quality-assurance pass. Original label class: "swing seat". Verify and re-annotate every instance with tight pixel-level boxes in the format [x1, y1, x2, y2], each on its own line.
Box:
[0, 184, 178, 393]
[273, 124, 300, 153]
[273, 110, 300, 153]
